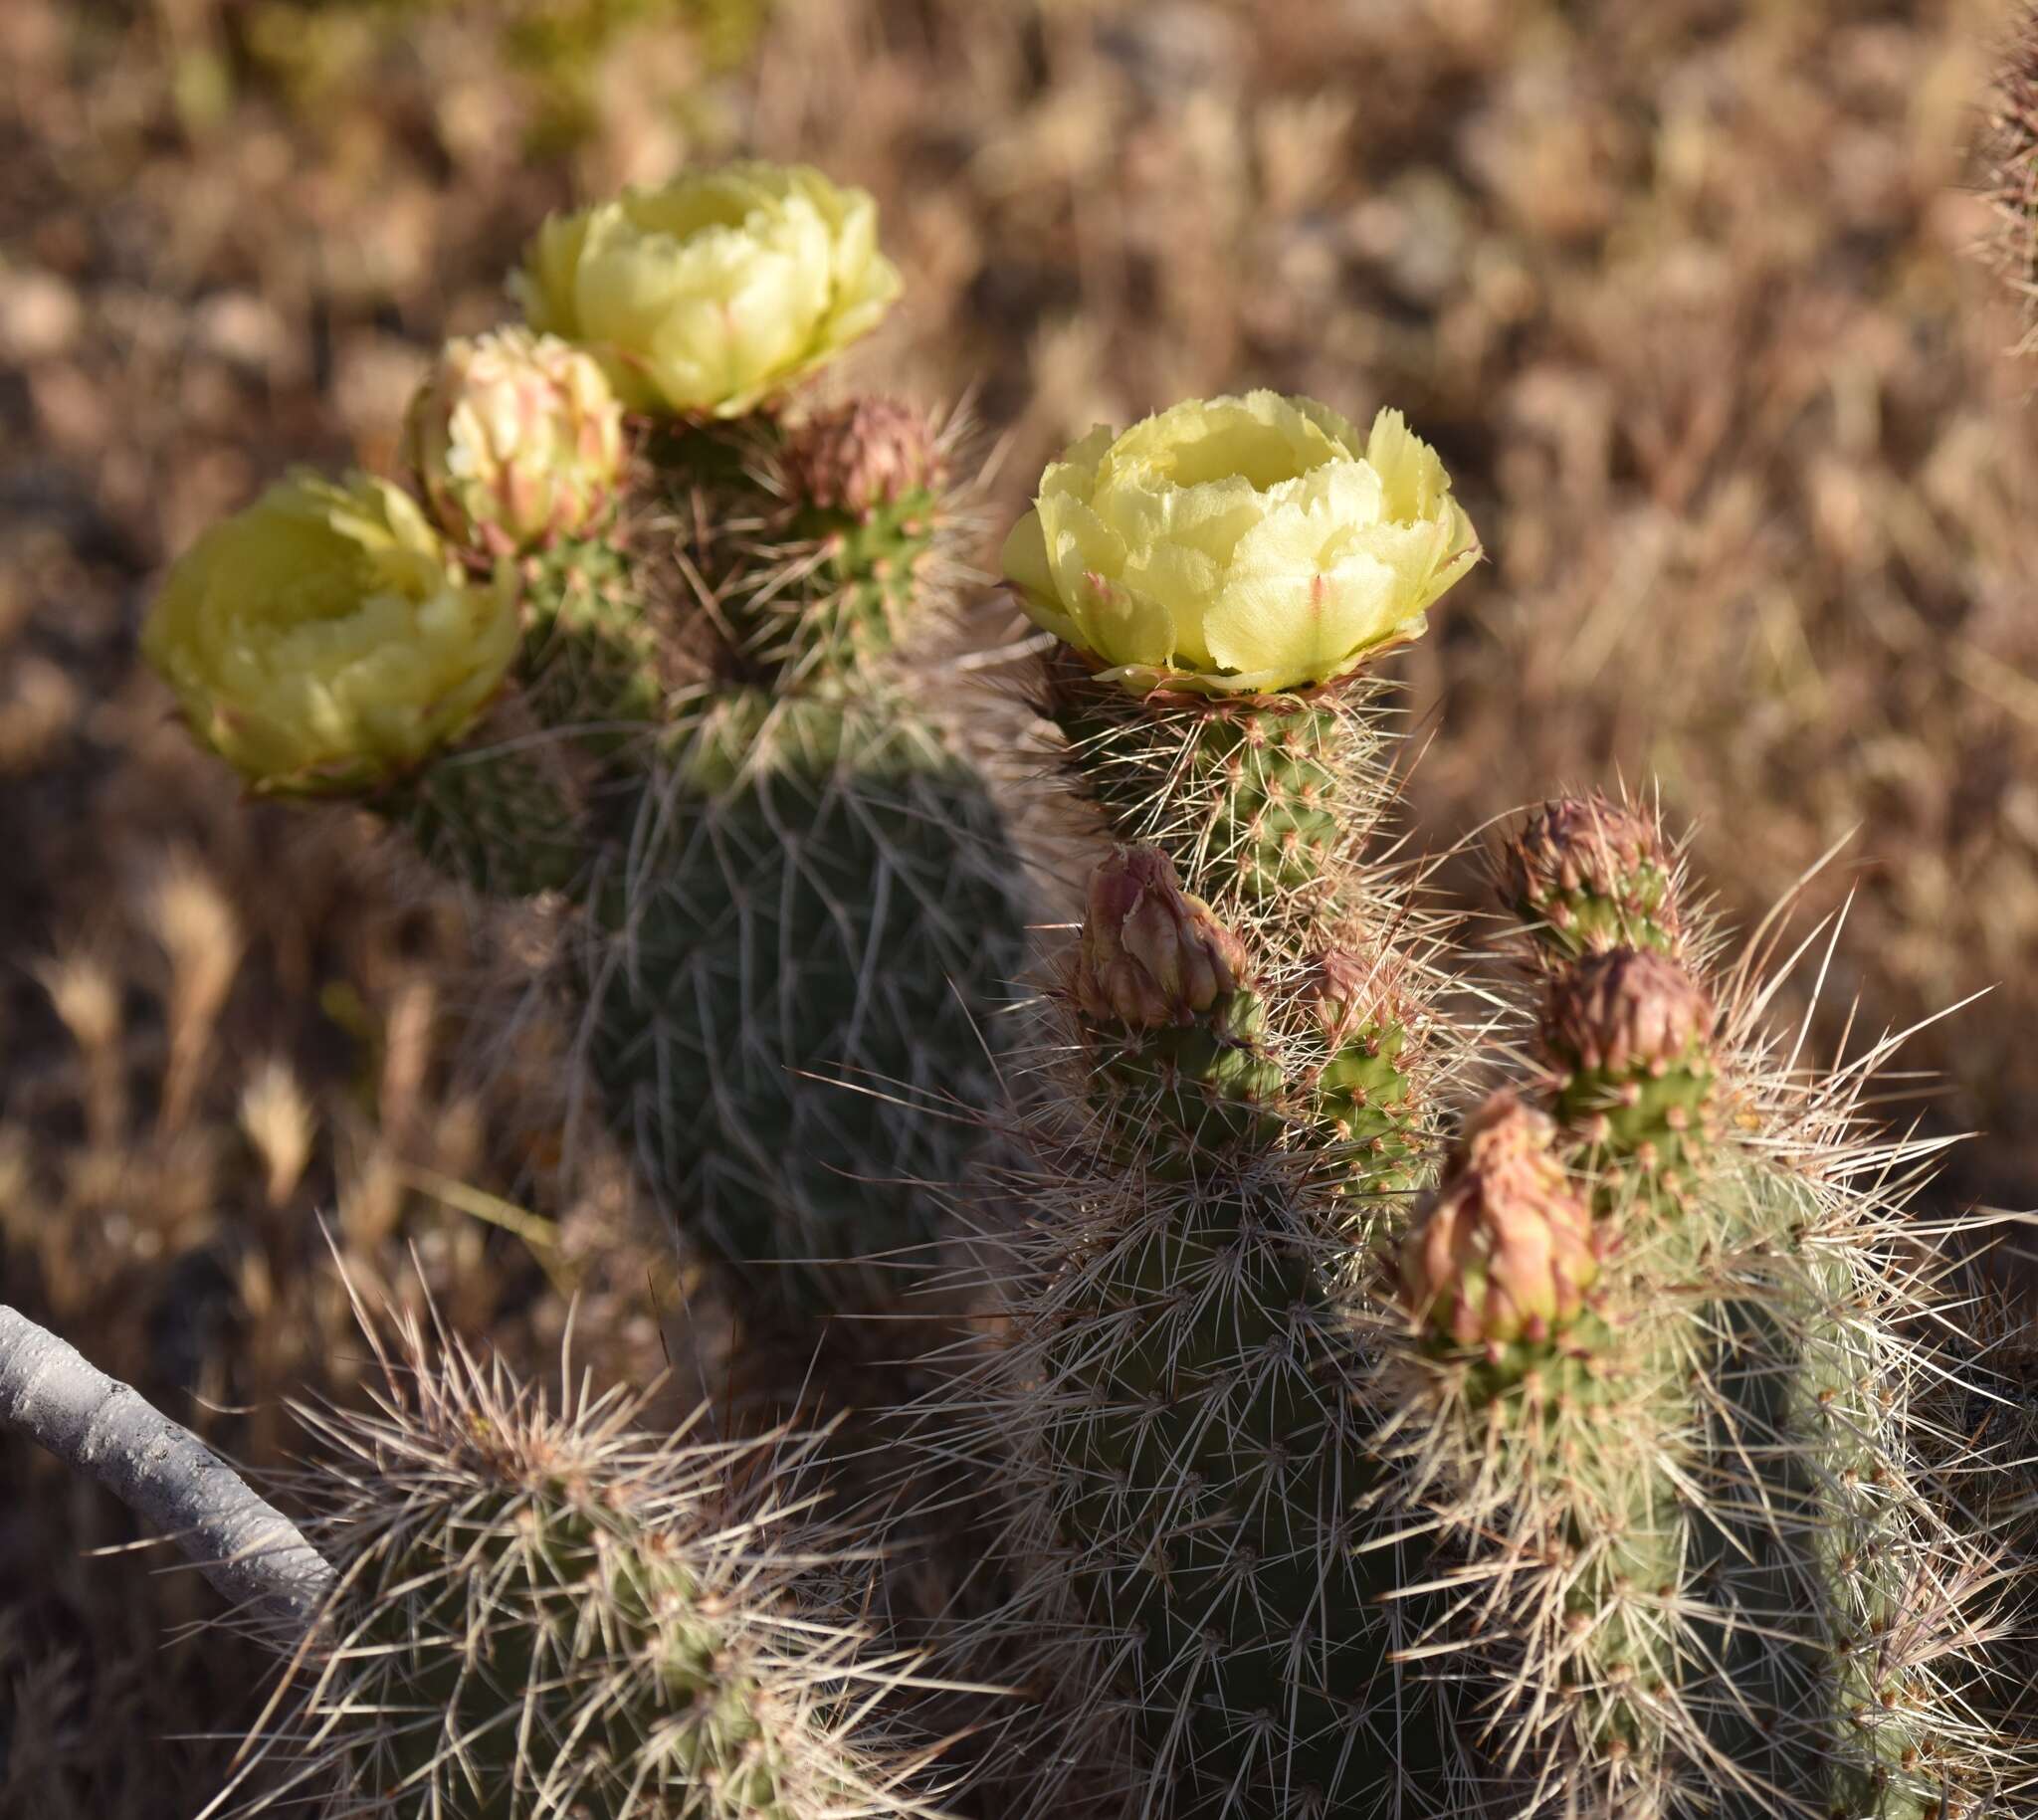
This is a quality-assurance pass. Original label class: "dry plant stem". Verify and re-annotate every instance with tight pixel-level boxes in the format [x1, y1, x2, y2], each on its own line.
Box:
[0, 1304, 334, 1629]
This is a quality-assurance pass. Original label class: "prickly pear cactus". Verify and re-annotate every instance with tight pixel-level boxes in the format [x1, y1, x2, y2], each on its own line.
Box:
[216, 1310, 940, 1819]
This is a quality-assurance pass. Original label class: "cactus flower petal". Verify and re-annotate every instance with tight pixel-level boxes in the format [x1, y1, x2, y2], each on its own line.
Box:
[1005, 392, 1478, 696]
[514, 162, 902, 419]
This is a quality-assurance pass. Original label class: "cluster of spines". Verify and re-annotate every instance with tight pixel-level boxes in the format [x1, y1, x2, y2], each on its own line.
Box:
[208, 1305, 945, 1820]
[652, 398, 976, 691]
[1038, 656, 1399, 940]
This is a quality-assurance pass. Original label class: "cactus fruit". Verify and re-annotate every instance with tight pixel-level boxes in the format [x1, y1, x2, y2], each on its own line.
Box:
[1062, 848, 1284, 1169]
[1295, 943, 1435, 1208]
[579, 685, 1026, 1304]
[1541, 946, 1718, 1188]
[1375, 948, 1718, 1818]
[212, 1308, 944, 1819]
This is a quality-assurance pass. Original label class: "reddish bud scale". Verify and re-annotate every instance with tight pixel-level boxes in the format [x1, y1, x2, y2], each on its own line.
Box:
[785, 396, 946, 517]
[1070, 847, 1247, 1031]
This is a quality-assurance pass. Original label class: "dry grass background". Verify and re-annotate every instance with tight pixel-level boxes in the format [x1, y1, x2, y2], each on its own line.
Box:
[5, 0, 2038, 1809]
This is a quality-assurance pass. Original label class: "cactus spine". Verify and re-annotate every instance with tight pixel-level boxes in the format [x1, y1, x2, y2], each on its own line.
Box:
[210, 1308, 942, 1819]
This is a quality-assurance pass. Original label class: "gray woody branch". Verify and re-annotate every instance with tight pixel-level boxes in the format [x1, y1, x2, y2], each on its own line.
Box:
[0, 1304, 334, 1631]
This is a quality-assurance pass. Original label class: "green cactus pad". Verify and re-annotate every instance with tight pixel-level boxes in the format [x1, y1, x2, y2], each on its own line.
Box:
[581, 685, 1029, 1310]
[387, 716, 587, 899]
[1693, 1166, 2004, 1820]
[1514, 868, 1680, 962]
[1554, 1050, 1717, 1188]
[1047, 671, 1373, 917]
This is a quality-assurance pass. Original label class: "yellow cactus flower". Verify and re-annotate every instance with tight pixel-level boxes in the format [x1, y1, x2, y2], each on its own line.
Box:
[1002, 390, 1479, 696]
[403, 327, 625, 556]
[142, 473, 519, 795]
[514, 162, 903, 418]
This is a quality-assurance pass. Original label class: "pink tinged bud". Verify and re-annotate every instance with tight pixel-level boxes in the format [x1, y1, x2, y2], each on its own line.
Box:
[786, 397, 944, 516]
[1542, 948, 1714, 1077]
[1399, 1093, 1598, 1348]
[1070, 846, 1247, 1030]
[1304, 946, 1394, 1049]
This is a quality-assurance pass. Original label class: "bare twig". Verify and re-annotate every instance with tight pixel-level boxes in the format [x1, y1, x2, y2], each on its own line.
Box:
[0, 1304, 334, 1631]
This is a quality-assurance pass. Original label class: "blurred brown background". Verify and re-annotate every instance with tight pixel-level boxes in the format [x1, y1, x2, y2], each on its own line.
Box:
[3, 0, 2036, 1810]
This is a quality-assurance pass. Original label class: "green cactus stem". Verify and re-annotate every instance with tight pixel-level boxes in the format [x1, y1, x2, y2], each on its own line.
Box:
[931, 853, 1444, 1819]
[1294, 946, 1434, 1225]
[210, 1310, 944, 1820]
[517, 531, 668, 754]
[579, 684, 1029, 1311]
[1040, 652, 1398, 935]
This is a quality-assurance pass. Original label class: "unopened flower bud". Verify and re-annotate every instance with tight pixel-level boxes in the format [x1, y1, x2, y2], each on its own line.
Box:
[1070, 847, 1247, 1030]
[1303, 946, 1396, 1050]
[404, 327, 625, 556]
[1504, 794, 1679, 951]
[786, 397, 944, 516]
[1542, 948, 1714, 1077]
[1400, 1093, 1597, 1348]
